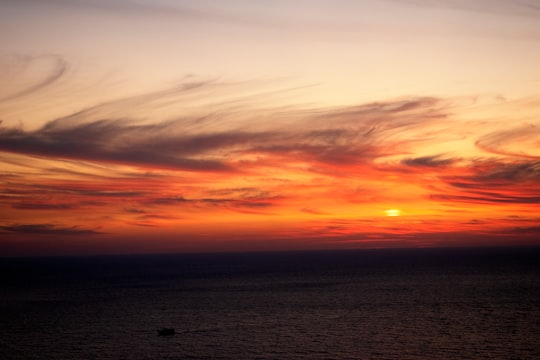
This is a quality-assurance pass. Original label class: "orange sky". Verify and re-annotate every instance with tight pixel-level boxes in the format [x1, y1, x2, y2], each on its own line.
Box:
[1, 0, 539, 255]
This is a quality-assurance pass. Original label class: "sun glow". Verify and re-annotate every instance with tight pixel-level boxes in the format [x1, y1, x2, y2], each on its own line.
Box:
[385, 209, 401, 217]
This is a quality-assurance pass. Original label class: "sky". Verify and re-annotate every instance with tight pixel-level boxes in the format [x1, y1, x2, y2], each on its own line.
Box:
[1, 0, 539, 256]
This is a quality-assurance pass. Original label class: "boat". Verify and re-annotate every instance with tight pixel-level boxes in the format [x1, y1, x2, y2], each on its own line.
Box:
[157, 328, 175, 336]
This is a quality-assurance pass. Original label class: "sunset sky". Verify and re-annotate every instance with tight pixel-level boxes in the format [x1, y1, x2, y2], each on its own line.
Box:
[1, 0, 539, 256]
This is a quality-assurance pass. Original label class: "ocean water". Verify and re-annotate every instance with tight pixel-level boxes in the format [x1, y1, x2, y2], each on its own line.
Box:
[1, 247, 539, 359]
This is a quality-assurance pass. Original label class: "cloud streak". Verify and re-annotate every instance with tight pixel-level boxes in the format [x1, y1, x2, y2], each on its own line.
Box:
[401, 155, 459, 168]
[391, 0, 540, 17]
[0, 89, 450, 173]
[0, 54, 68, 102]
[475, 125, 540, 159]
[0, 223, 101, 235]
[427, 159, 540, 205]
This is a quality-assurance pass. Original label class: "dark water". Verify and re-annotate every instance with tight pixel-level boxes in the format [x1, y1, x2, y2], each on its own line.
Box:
[1, 247, 539, 359]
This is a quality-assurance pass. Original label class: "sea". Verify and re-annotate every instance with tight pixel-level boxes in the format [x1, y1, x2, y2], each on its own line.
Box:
[1, 247, 539, 359]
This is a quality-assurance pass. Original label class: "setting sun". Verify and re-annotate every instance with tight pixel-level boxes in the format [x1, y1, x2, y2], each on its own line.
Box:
[385, 209, 401, 217]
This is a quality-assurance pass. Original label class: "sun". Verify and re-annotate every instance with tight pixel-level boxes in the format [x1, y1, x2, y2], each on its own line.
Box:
[385, 209, 401, 217]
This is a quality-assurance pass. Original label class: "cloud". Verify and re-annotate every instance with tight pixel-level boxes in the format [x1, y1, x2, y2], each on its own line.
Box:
[301, 208, 328, 215]
[475, 125, 540, 159]
[126, 221, 160, 228]
[0, 223, 101, 235]
[500, 225, 540, 235]
[12, 203, 76, 210]
[431, 192, 540, 205]
[471, 160, 540, 182]
[430, 159, 540, 204]
[401, 155, 458, 168]
[278, 223, 540, 250]
[0, 91, 450, 173]
[0, 121, 236, 172]
[390, 0, 540, 17]
[144, 193, 279, 215]
[2, 0, 311, 32]
[0, 54, 68, 102]
[124, 207, 146, 214]
[3, 182, 147, 198]
[3, 0, 218, 19]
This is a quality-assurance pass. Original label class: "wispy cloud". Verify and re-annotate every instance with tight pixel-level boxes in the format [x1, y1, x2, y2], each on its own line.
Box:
[475, 124, 540, 159]
[0, 90, 451, 174]
[2, 182, 147, 198]
[401, 155, 459, 168]
[301, 208, 328, 215]
[431, 192, 540, 205]
[429, 159, 540, 205]
[2, 0, 224, 21]
[0, 223, 101, 235]
[145, 193, 280, 215]
[0, 54, 68, 102]
[12, 203, 77, 210]
[2, 0, 323, 33]
[390, 0, 540, 17]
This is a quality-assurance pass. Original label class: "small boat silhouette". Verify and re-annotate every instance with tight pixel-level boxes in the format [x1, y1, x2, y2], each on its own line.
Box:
[157, 328, 175, 336]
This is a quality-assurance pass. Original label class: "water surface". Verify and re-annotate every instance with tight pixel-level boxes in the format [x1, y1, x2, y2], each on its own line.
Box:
[1, 247, 539, 359]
